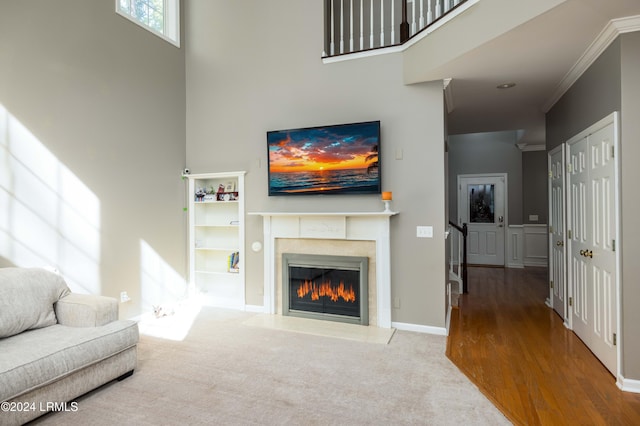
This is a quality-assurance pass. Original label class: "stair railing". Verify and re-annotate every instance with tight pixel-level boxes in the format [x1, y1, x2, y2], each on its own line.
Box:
[448, 220, 468, 294]
[324, 0, 467, 57]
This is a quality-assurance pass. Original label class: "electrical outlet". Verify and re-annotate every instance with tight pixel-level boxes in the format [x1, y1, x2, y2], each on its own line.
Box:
[416, 226, 433, 238]
[120, 291, 131, 303]
[393, 297, 401, 308]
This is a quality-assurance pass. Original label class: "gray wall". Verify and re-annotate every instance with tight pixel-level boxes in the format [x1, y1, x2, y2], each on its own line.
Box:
[620, 31, 640, 380]
[185, 0, 447, 327]
[546, 39, 621, 150]
[448, 130, 523, 225]
[0, 0, 186, 319]
[522, 150, 547, 224]
[546, 34, 640, 381]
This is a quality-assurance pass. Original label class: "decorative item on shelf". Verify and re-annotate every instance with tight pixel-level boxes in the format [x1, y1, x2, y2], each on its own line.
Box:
[382, 191, 393, 212]
[227, 251, 240, 273]
[217, 191, 239, 201]
[195, 187, 206, 202]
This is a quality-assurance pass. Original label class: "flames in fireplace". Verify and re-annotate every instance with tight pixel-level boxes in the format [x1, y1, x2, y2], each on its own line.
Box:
[296, 280, 356, 303]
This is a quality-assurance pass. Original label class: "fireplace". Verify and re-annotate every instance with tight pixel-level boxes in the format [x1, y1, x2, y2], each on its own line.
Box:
[282, 253, 368, 325]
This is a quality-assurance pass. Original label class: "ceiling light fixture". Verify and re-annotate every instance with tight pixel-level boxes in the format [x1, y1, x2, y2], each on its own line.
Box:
[497, 83, 516, 89]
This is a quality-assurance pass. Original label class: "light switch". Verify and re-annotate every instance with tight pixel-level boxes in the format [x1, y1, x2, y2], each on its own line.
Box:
[396, 149, 403, 160]
[417, 226, 433, 238]
[529, 214, 539, 222]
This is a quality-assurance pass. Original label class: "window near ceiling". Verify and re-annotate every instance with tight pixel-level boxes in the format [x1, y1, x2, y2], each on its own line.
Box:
[116, 0, 180, 47]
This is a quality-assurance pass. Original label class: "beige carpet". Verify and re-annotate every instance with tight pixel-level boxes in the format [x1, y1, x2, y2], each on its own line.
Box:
[31, 308, 510, 425]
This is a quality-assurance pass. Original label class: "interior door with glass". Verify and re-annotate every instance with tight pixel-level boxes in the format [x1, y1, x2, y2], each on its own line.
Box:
[458, 175, 506, 266]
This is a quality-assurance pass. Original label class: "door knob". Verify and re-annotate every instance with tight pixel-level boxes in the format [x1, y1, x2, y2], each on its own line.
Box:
[556, 241, 564, 246]
[579, 249, 593, 258]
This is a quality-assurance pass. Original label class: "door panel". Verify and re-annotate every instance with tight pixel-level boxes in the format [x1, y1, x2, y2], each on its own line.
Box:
[568, 120, 617, 375]
[586, 124, 617, 372]
[549, 146, 566, 320]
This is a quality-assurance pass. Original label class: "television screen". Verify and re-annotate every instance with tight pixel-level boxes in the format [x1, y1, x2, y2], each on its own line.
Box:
[267, 120, 380, 196]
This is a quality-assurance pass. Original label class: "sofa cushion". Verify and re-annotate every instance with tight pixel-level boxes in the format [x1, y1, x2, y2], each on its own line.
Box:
[0, 320, 139, 401]
[0, 267, 71, 338]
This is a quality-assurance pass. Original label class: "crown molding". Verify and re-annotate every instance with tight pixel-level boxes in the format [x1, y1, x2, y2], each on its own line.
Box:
[542, 15, 640, 112]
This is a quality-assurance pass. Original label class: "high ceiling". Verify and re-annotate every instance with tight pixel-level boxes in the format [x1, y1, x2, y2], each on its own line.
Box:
[405, 0, 640, 148]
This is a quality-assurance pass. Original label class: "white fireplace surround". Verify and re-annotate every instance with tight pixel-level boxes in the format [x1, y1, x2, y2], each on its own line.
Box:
[250, 212, 397, 328]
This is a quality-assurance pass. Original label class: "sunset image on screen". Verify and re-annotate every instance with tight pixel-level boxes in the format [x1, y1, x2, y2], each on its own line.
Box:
[267, 121, 380, 195]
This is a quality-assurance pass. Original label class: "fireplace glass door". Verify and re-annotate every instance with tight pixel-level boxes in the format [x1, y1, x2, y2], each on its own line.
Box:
[289, 266, 360, 318]
[282, 253, 368, 325]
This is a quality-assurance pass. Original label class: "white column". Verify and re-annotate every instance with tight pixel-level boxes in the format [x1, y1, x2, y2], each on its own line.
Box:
[390, 0, 395, 44]
[380, 0, 384, 46]
[340, 0, 345, 53]
[330, 0, 335, 55]
[349, 0, 354, 51]
[359, 0, 364, 50]
[376, 216, 392, 328]
[262, 215, 275, 314]
[411, 0, 416, 36]
[370, 0, 374, 48]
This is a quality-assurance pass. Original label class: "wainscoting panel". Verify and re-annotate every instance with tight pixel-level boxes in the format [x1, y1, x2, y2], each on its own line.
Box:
[507, 225, 548, 268]
[507, 226, 524, 268]
[523, 225, 548, 267]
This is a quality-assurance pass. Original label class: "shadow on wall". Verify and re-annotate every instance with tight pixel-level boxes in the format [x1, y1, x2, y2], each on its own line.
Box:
[0, 103, 100, 293]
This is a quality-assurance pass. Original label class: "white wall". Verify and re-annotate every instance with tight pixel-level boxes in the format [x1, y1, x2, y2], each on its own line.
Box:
[185, 0, 447, 327]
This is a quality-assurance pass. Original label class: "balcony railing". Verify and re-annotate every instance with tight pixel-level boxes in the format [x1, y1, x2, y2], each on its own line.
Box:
[324, 0, 468, 57]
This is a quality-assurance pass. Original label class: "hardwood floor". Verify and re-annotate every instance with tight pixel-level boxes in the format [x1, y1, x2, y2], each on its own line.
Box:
[446, 266, 640, 425]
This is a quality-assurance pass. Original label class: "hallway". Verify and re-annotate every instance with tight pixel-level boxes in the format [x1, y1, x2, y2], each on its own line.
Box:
[447, 266, 640, 425]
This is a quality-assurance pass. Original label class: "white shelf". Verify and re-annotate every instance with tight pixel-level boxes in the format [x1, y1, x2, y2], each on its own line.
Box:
[188, 171, 246, 309]
[249, 211, 398, 217]
[194, 224, 239, 228]
[194, 200, 239, 204]
[195, 270, 241, 276]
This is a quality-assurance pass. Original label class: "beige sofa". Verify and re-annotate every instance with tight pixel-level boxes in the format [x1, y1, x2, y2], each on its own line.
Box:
[0, 268, 138, 425]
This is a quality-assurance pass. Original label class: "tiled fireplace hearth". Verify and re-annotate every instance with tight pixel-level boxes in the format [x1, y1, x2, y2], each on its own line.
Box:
[250, 212, 397, 328]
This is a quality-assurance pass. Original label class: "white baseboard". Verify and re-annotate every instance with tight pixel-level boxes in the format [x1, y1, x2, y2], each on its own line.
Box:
[617, 375, 640, 393]
[244, 304, 265, 313]
[392, 321, 447, 336]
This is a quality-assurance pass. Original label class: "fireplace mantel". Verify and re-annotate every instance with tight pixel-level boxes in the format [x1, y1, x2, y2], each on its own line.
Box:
[249, 211, 398, 328]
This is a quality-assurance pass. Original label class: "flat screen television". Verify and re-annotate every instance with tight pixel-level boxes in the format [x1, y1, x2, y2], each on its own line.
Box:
[267, 120, 380, 196]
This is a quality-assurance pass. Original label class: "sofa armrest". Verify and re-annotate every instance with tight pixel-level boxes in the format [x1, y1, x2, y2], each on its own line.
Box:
[55, 293, 119, 327]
